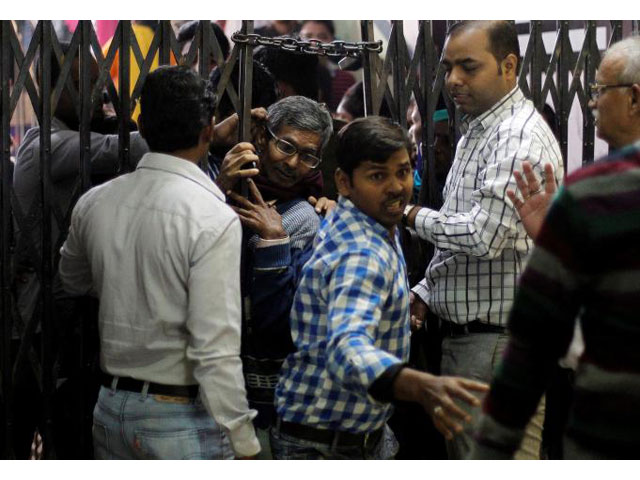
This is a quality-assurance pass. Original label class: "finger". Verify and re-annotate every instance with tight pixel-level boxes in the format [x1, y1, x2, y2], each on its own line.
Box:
[543, 163, 557, 194]
[227, 190, 256, 209]
[513, 171, 531, 199]
[228, 142, 256, 154]
[506, 189, 523, 209]
[431, 406, 464, 438]
[522, 163, 541, 194]
[459, 378, 490, 392]
[410, 291, 415, 305]
[227, 151, 260, 168]
[250, 107, 268, 119]
[440, 396, 473, 422]
[308, 196, 318, 206]
[432, 417, 455, 441]
[447, 384, 484, 408]
[246, 178, 266, 205]
[232, 168, 260, 179]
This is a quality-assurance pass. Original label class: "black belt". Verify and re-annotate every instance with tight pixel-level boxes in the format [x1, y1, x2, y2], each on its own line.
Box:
[101, 373, 199, 399]
[277, 419, 383, 448]
[441, 319, 505, 336]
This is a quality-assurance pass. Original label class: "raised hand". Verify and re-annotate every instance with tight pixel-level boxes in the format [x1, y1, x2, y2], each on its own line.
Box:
[507, 161, 557, 241]
[227, 179, 287, 240]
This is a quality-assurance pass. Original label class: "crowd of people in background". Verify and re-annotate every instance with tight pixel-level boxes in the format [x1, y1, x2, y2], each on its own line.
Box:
[4, 19, 640, 461]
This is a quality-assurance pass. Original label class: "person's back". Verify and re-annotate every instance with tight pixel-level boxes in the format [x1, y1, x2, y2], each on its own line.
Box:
[70, 154, 236, 377]
[59, 65, 260, 460]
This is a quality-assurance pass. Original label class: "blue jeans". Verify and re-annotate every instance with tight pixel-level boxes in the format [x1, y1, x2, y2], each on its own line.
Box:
[93, 385, 234, 459]
[270, 423, 398, 460]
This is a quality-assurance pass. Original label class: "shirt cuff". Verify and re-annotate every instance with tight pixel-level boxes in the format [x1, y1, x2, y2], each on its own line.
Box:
[254, 236, 291, 270]
[368, 363, 407, 403]
[414, 207, 438, 241]
[411, 280, 429, 305]
[228, 421, 262, 458]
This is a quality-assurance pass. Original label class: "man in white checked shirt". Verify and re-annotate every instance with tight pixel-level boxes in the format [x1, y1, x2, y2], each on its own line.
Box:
[404, 21, 564, 459]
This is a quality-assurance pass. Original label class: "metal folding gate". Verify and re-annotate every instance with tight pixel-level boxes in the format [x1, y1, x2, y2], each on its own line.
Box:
[1, 19, 639, 458]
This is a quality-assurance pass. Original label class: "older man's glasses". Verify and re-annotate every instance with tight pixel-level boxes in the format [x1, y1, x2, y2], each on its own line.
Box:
[588, 82, 634, 101]
[267, 127, 322, 169]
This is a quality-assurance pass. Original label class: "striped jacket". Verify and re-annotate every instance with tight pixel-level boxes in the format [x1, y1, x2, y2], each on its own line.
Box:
[472, 140, 640, 459]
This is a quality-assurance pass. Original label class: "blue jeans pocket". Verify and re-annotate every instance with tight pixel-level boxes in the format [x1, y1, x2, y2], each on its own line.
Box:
[93, 421, 111, 459]
[133, 428, 217, 460]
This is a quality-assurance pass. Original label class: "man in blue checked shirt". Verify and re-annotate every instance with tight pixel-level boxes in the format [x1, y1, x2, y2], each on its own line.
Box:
[271, 116, 487, 460]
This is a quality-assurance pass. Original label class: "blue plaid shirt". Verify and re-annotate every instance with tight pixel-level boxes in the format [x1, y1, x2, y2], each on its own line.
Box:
[274, 196, 411, 433]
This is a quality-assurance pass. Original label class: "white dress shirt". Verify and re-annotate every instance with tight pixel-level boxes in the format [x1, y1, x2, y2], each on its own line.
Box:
[413, 87, 564, 325]
[59, 152, 259, 457]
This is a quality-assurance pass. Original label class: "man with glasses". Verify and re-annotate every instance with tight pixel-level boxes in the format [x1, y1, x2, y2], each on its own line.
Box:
[403, 21, 564, 459]
[471, 35, 640, 460]
[214, 95, 333, 457]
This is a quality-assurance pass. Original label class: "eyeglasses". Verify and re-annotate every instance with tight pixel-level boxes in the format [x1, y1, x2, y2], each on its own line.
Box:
[588, 82, 635, 101]
[267, 127, 322, 169]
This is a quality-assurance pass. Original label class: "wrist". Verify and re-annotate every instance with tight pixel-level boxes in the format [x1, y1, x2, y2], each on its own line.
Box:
[402, 204, 419, 228]
[260, 226, 287, 240]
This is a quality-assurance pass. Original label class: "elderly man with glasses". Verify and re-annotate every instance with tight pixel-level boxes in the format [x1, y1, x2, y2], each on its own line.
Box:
[214, 95, 333, 458]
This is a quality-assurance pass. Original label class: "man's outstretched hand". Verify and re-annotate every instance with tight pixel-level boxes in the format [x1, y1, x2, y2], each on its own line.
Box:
[393, 368, 488, 440]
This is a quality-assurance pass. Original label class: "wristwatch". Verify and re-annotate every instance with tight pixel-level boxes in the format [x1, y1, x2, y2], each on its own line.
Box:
[402, 204, 416, 227]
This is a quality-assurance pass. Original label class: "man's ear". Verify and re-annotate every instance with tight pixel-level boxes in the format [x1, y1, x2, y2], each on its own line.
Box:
[501, 53, 518, 80]
[630, 83, 640, 114]
[200, 121, 215, 147]
[254, 124, 268, 154]
[335, 168, 352, 197]
[138, 115, 146, 139]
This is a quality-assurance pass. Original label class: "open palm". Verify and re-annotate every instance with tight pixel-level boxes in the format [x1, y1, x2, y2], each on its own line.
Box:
[507, 162, 557, 241]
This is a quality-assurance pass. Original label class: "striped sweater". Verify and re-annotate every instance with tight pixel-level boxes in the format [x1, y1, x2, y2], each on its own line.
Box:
[471, 140, 640, 459]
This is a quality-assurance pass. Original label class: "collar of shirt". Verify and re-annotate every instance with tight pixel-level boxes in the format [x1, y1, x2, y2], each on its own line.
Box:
[461, 86, 524, 133]
[136, 152, 226, 202]
[336, 195, 400, 247]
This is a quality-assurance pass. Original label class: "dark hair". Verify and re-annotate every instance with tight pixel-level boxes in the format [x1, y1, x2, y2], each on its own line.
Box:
[448, 21, 521, 73]
[139, 65, 217, 153]
[336, 116, 411, 177]
[338, 81, 392, 119]
[300, 20, 335, 38]
[36, 40, 73, 88]
[208, 59, 277, 120]
[253, 36, 319, 100]
[177, 20, 231, 61]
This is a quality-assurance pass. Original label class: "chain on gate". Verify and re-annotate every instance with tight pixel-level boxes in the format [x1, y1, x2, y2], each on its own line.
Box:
[230, 32, 383, 58]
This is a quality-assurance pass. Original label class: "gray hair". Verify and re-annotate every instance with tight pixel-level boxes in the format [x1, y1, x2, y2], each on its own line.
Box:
[267, 95, 333, 152]
[604, 35, 640, 84]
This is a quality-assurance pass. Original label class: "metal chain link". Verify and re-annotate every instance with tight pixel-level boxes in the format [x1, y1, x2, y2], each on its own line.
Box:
[231, 32, 382, 58]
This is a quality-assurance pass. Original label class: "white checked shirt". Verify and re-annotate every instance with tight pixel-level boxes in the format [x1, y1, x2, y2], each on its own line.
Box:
[413, 87, 564, 325]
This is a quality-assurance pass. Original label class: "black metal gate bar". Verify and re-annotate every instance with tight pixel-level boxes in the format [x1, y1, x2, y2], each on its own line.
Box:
[238, 20, 254, 145]
[1, 19, 14, 459]
[118, 20, 131, 174]
[417, 20, 445, 209]
[198, 20, 212, 76]
[360, 20, 379, 117]
[38, 20, 55, 459]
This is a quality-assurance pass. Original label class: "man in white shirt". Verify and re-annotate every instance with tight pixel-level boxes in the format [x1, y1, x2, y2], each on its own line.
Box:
[404, 21, 564, 459]
[58, 65, 260, 459]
